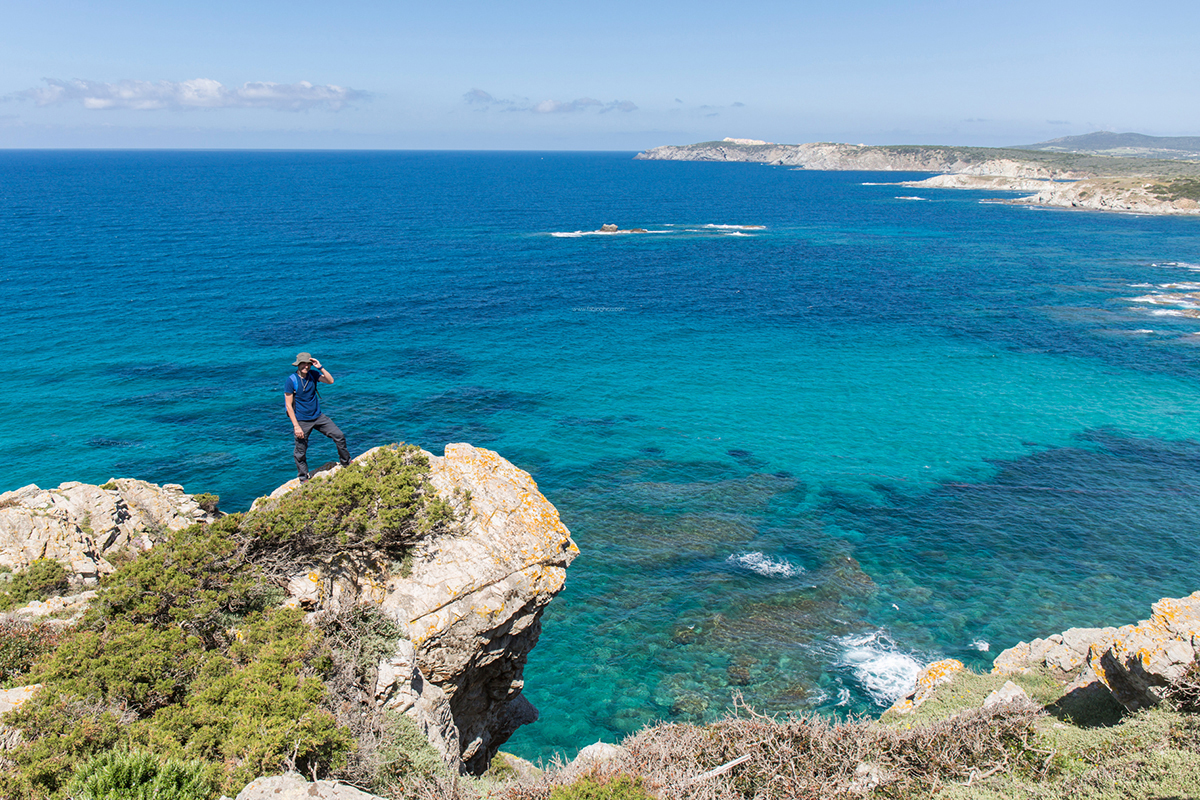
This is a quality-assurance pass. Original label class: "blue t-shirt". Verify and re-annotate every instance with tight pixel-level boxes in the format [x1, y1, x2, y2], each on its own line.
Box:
[285, 370, 322, 421]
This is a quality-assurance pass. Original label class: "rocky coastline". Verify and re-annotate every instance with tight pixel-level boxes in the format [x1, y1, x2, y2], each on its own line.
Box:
[0, 443, 578, 796]
[2, 449, 1200, 798]
[636, 139, 1200, 216]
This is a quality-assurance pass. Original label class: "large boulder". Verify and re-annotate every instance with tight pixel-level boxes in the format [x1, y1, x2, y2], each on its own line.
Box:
[1088, 592, 1200, 711]
[0, 479, 218, 583]
[993, 592, 1200, 713]
[276, 443, 579, 774]
[395, 443, 577, 773]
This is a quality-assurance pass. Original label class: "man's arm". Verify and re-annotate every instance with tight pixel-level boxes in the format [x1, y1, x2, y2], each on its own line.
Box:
[311, 358, 335, 384]
[284, 393, 303, 437]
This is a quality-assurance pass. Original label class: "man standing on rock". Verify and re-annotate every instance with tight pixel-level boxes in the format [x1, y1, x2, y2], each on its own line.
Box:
[284, 352, 351, 482]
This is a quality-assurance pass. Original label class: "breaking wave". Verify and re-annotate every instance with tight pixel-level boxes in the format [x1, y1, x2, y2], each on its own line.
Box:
[726, 551, 801, 578]
[837, 631, 924, 706]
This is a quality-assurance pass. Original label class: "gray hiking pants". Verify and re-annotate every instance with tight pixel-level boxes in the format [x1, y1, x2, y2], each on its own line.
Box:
[293, 414, 350, 478]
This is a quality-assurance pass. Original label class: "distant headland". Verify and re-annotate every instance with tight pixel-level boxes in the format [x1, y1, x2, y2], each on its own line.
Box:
[636, 133, 1200, 216]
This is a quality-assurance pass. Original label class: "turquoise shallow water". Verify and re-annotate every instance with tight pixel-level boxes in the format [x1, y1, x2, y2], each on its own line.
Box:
[3, 150, 1200, 761]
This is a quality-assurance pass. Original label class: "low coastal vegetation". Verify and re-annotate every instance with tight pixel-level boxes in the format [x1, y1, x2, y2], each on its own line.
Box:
[1151, 178, 1200, 202]
[441, 669, 1200, 800]
[0, 445, 457, 799]
[0, 560, 69, 611]
[652, 140, 1200, 181]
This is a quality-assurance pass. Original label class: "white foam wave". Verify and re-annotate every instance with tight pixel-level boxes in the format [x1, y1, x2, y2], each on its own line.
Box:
[727, 552, 802, 578]
[970, 640, 990, 652]
[895, 196, 927, 201]
[1157, 262, 1200, 270]
[838, 631, 924, 706]
[549, 230, 671, 237]
[1126, 294, 1200, 308]
[1160, 283, 1200, 290]
[1151, 309, 1191, 317]
[702, 224, 766, 230]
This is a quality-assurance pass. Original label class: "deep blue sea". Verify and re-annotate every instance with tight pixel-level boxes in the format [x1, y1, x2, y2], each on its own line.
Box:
[3, 150, 1200, 761]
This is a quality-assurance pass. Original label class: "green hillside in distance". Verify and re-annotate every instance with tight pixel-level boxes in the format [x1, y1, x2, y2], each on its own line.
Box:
[1015, 131, 1200, 160]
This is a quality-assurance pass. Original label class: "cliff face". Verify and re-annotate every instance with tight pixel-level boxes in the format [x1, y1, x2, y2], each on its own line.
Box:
[635, 140, 1200, 215]
[635, 141, 992, 172]
[252, 443, 580, 773]
[0, 443, 578, 776]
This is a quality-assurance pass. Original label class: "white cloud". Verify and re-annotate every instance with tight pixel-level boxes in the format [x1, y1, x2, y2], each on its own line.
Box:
[14, 78, 367, 111]
[464, 88, 636, 114]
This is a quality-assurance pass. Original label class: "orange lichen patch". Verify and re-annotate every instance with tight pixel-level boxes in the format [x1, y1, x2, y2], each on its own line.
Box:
[0, 684, 42, 715]
[1150, 593, 1200, 637]
[888, 659, 964, 716]
[919, 659, 964, 688]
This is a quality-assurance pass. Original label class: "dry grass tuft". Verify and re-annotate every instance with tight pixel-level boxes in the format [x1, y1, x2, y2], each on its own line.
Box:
[614, 698, 1043, 799]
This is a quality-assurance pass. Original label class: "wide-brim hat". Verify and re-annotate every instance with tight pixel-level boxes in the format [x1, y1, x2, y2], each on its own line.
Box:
[293, 352, 314, 366]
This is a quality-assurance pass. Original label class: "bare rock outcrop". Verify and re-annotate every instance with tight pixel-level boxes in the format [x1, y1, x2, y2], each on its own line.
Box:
[994, 591, 1200, 712]
[233, 773, 385, 800]
[993, 626, 1120, 679]
[276, 443, 579, 774]
[0, 479, 218, 583]
[888, 659, 963, 715]
[1088, 592, 1200, 711]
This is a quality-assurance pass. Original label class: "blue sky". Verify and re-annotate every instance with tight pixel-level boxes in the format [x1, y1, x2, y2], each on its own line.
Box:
[2, 0, 1197, 150]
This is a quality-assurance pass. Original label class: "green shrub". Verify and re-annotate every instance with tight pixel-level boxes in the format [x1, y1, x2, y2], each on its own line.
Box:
[0, 622, 66, 686]
[485, 752, 519, 781]
[30, 620, 204, 712]
[192, 493, 219, 514]
[0, 446, 455, 799]
[141, 608, 352, 791]
[87, 515, 265, 646]
[374, 711, 449, 788]
[0, 694, 129, 799]
[67, 750, 218, 800]
[239, 444, 455, 563]
[549, 773, 655, 800]
[1151, 179, 1200, 201]
[0, 559, 70, 610]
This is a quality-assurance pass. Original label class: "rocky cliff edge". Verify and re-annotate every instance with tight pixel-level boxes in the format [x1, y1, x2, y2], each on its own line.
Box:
[0, 442, 578, 776]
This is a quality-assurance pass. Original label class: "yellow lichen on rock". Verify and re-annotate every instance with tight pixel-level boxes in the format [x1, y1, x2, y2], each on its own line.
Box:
[889, 659, 964, 716]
